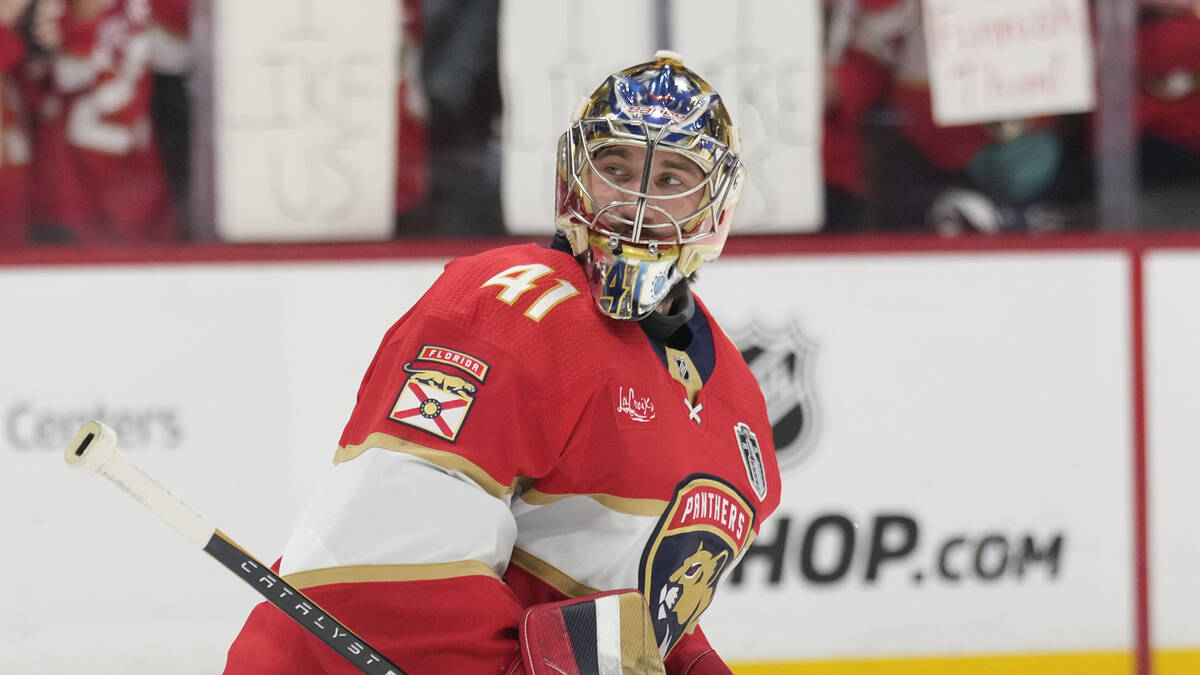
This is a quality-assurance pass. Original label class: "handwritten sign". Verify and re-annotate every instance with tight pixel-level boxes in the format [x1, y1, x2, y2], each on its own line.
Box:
[923, 0, 1095, 127]
[499, 0, 653, 236]
[674, 0, 823, 232]
[499, 0, 822, 234]
[216, 0, 397, 241]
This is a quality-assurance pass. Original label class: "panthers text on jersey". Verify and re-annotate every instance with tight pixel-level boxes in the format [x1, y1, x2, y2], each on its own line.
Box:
[223, 243, 781, 675]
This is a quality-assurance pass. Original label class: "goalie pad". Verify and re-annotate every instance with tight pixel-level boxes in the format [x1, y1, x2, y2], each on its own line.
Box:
[518, 589, 667, 675]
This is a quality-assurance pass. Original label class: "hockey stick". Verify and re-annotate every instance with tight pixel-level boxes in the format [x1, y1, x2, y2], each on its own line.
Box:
[64, 421, 408, 675]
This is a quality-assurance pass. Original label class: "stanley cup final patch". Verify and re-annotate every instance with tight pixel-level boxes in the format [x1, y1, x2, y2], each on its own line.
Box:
[388, 348, 489, 442]
[734, 423, 768, 501]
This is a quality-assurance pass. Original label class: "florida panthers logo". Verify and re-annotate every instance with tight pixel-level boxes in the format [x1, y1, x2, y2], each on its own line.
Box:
[640, 476, 755, 657]
[657, 543, 729, 633]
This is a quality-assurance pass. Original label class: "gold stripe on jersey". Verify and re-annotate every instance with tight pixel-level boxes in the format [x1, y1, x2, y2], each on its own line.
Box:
[510, 547, 600, 599]
[665, 347, 703, 403]
[333, 432, 516, 499]
[521, 488, 668, 517]
[282, 560, 500, 590]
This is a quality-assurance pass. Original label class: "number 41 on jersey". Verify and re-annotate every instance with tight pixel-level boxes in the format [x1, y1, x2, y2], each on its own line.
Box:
[482, 264, 581, 322]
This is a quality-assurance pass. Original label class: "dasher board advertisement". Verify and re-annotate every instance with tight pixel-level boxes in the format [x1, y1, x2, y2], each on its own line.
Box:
[697, 253, 1133, 671]
[0, 261, 444, 674]
[2, 249, 1133, 673]
[1147, 251, 1200, 674]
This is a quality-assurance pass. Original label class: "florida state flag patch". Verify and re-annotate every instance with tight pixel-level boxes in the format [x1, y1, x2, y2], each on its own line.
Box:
[389, 360, 481, 442]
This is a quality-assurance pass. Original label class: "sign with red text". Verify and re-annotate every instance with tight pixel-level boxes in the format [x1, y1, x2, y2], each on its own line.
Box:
[922, 0, 1095, 126]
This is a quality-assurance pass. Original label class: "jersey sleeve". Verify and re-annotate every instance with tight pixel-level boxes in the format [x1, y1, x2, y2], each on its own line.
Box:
[225, 254, 587, 674]
[335, 298, 576, 483]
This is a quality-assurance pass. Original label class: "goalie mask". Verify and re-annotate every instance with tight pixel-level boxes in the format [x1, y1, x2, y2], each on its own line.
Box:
[555, 51, 746, 321]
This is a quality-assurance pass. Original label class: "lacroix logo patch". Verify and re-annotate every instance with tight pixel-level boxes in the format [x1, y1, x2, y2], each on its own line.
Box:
[612, 384, 656, 426]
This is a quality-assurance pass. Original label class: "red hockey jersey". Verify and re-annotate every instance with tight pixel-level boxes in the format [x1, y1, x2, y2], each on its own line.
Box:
[395, 0, 429, 215]
[224, 244, 781, 674]
[0, 24, 30, 241]
[1137, 13, 1200, 153]
[51, 0, 175, 241]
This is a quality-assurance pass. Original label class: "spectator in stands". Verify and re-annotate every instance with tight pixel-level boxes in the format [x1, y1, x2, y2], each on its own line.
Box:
[408, 0, 503, 237]
[0, 0, 32, 244]
[147, 0, 190, 236]
[15, 0, 85, 243]
[394, 0, 430, 232]
[833, 0, 1082, 234]
[23, 0, 176, 244]
[1136, 0, 1200, 226]
[822, 0, 889, 233]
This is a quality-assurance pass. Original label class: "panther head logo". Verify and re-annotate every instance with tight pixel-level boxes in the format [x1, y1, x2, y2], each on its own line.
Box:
[641, 476, 753, 657]
[656, 543, 730, 633]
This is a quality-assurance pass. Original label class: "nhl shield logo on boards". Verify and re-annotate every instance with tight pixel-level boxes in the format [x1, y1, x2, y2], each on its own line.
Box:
[639, 476, 755, 659]
[734, 423, 768, 500]
[731, 320, 820, 471]
[389, 361, 480, 442]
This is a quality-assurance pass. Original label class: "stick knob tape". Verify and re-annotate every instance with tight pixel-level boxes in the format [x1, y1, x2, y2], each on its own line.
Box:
[65, 421, 216, 549]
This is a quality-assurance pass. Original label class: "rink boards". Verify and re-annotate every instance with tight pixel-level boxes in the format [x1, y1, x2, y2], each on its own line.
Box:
[3, 238, 1200, 674]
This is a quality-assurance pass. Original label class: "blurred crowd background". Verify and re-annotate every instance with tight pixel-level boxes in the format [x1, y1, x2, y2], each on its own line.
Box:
[0, 0, 1196, 246]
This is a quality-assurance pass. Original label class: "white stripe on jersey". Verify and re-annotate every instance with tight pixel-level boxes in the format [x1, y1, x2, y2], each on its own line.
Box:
[280, 447, 517, 577]
[511, 494, 662, 592]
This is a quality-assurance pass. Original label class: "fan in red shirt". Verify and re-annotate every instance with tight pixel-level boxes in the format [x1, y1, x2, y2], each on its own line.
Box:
[394, 0, 429, 220]
[42, 0, 175, 242]
[0, 0, 32, 243]
[1136, 2, 1200, 183]
[831, 0, 1072, 233]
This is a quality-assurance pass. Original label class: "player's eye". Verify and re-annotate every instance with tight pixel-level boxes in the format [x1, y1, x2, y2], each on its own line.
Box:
[600, 164, 633, 182]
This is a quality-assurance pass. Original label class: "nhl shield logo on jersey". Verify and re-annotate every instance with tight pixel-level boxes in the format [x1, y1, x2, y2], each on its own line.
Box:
[673, 354, 692, 383]
[731, 320, 821, 471]
[388, 357, 484, 442]
[639, 476, 755, 658]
